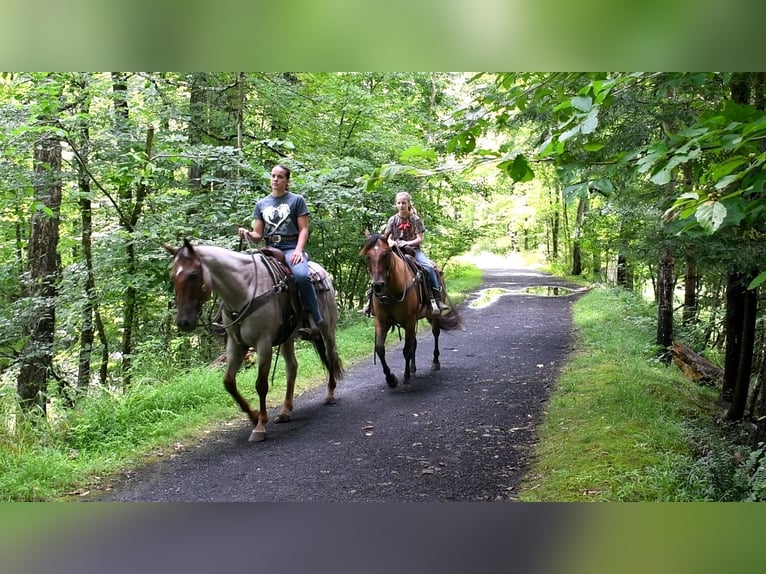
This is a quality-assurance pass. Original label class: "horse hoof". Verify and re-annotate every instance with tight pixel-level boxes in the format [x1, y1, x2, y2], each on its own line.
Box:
[248, 429, 267, 442]
[275, 413, 291, 423]
[431, 362, 440, 371]
[324, 396, 336, 405]
[386, 374, 398, 388]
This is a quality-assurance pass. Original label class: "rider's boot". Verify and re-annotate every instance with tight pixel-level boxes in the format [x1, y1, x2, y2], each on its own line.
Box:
[297, 314, 322, 340]
[362, 287, 373, 316]
[431, 287, 449, 314]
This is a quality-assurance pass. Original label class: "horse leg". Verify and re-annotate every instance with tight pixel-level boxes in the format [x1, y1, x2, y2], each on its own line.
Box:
[223, 343, 260, 436]
[375, 323, 398, 388]
[431, 320, 441, 371]
[316, 321, 339, 404]
[402, 319, 418, 382]
[276, 340, 298, 423]
[249, 340, 274, 442]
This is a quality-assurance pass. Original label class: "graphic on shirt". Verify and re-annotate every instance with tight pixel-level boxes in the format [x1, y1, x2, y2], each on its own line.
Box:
[390, 215, 418, 241]
[263, 203, 291, 234]
[397, 219, 413, 235]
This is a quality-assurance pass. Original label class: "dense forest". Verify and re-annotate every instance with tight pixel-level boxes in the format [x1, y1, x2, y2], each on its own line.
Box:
[1, 72, 765, 467]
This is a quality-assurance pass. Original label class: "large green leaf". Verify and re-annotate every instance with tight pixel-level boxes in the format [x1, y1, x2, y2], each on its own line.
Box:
[695, 202, 727, 233]
[499, 154, 535, 182]
[749, 272, 766, 290]
[571, 95, 592, 112]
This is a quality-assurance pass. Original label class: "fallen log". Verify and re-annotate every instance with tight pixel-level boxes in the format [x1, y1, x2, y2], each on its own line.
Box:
[671, 341, 723, 386]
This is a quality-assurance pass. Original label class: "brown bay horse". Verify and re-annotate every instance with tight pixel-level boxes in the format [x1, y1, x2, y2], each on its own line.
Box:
[165, 239, 343, 442]
[360, 232, 461, 389]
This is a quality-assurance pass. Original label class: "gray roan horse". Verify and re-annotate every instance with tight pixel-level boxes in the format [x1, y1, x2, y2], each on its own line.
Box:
[165, 239, 344, 442]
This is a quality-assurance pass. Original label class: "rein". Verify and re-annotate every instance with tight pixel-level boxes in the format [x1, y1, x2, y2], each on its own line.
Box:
[214, 236, 288, 331]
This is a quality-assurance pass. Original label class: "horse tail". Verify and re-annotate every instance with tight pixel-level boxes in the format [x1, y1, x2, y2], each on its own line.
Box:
[312, 336, 345, 381]
[437, 308, 462, 331]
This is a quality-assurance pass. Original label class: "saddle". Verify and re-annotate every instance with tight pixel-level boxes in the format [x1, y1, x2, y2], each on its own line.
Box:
[259, 247, 332, 344]
[394, 246, 442, 312]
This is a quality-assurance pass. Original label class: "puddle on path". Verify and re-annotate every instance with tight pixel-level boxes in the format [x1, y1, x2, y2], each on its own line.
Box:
[522, 286, 576, 296]
[469, 285, 578, 309]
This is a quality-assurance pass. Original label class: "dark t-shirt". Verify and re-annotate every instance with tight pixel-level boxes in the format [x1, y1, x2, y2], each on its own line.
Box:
[252, 192, 309, 237]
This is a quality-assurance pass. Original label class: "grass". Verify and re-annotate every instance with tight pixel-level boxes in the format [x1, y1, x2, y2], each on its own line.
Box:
[0, 262, 483, 501]
[518, 284, 737, 501]
[0, 258, 750, 502]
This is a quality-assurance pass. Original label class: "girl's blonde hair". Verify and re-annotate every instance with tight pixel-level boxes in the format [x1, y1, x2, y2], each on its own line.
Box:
[394, 191, 417, 216]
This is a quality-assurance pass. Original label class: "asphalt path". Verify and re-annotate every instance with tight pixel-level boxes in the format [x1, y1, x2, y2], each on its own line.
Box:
[94, 254, 585, 502]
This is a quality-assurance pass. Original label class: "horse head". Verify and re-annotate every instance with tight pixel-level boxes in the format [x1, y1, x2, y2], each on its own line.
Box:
[361, 232, 394, 296]
[164, 239, 211, 332]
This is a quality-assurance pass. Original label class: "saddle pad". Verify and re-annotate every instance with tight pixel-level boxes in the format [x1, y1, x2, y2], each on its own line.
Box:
[308, 261, 333, 292]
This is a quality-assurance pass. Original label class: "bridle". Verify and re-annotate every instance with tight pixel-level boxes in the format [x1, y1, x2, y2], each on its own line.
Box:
[367, 240, 421, 304]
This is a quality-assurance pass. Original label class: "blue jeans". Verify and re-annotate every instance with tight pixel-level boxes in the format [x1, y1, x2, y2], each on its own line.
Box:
[414, 250, 440, 294]
[282, 247, 324, 325]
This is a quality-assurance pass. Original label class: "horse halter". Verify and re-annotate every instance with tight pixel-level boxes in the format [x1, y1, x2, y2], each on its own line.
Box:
[170, 246, 212, 331]
[366, 239, 417, 304]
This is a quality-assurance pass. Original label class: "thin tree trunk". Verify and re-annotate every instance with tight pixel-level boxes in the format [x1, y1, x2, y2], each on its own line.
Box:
[17, 119, 63, 413]
[549, 186, 560, 260]
[656, 247, 674, 362]
[571, 195, 588, 276]
[726, 281, 757, 420]
[683, 248, 698, 326]
[187, 72, 207, 190]
[616, 253, 633, 289]
[722, 272, 745, 402]
[76, 87, 95, 392]
[751, 334, 766, 445]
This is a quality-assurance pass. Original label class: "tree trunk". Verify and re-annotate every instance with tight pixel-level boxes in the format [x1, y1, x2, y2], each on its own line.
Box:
[17, 125, 63, 413]
[73, 81, 96, 394]
[549, 186, 560, 260]
[616, 253, 633, 289]
[750, 336, 766, 445]
[726, 281, 758, 420]
[571, 196, 587, 275]
[187, 72, 207, 190]
[722, 272, 745, 402]
[656, 247, 674, 362]
[683, 248, 698, 326]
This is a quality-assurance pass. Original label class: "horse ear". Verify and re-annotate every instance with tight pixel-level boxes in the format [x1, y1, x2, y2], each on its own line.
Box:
[364, 229, 371, 238]
[163, 244, 177, 256]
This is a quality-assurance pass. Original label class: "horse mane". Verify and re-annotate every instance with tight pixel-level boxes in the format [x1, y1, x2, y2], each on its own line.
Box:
[361, 233, 387, 253]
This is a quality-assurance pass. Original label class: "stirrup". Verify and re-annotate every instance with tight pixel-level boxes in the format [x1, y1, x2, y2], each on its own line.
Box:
[296, 316, 321, 340]
[430, 299, 441, 315]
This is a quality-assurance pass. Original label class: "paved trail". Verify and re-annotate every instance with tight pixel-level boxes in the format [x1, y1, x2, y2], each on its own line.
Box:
[94, 254, 584, 502]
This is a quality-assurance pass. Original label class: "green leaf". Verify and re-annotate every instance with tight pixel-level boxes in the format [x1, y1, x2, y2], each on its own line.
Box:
[714, 174, 740, 190]
[695, 202, 727, 233]
[580, 108, 599, 134]
[537, 135, 555, 157]
[399, 145, 436, 162]
[583, 142, 605, 152]
[650, 168, 672, 186]
[710, 156, 747, 181]
[563, 182, 588, 202]
[498, 154, 535, 182]
[636, 151, 665, 174]
[589, 178, 614, 195]
[748, 272, 766, 290]
[571, 96, 592, 112]
[559, 123, 581, 143]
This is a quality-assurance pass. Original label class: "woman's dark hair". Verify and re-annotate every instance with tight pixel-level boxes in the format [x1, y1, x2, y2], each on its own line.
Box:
[273, 164, 291, 181]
